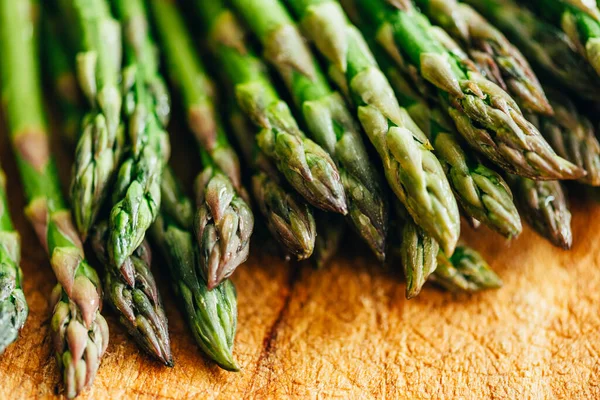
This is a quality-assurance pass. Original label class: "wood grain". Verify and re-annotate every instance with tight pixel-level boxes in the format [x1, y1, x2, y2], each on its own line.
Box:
[1, 111, 599, 400]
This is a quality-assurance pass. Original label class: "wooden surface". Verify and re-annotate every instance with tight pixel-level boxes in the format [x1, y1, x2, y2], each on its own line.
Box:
[1, 113, 600, 400]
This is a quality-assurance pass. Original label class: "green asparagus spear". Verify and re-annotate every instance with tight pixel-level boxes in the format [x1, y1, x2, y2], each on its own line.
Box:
[414, 0, 553, 115]
[149, 0, 254, 288]
[109, 0, 170, 272]
[507, 175, 572, 249]
[431, 246, 502, 292]
[464, 0, 600, 101]
[58, 0, 125, 240]
[377, 44, 522, 238]
[285, 0, 460, 255]
[229, 106, 317, 260]
[152, 167, 239, 371]
[526, 88, 600, 186]
[0, 0, 108, 396]
[231, 0, 389, 260]
[91, 223, 172, 365]
[313, 212, 346, 269]
[148, 0, 242, 191]
[194, 0, 348, 216]
[400, 217, 440, 299]
[0, 168, 28, 354]
[43, 20, 83, 145]
[523, 0, 600, 78]
[348, 0, 584, 181]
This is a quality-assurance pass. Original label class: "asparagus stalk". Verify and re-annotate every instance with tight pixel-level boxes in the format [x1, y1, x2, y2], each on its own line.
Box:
[0, 0, 108, 396]
[348, 0, 584, 181]
[152, 167, 239, 371]
[0, 167, 28, 354]
[378, 43, 522, 238]
[91, 223, 172, 365]
[229, 106, 317, 260]
[148, 0, 241, 191]
[397, 212, 440, 299]
[58, 0, 124, 240]
[109, 0, 170, 272]
[231, 0, 389, 260]
[285, 0, 460, 255]
[193, 0, 348, 216]
[414, 0, 553, 115]
[523, 0, 600, 78]
[527, 88, 600, 186]
[464, 0, 600, 101]
[149, 0, 254, 288]
[431, 246, 502, 293]
[507, 175, 573, 249]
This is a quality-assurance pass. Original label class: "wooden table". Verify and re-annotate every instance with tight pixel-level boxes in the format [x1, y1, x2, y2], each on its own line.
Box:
[1, 113, 599, 399]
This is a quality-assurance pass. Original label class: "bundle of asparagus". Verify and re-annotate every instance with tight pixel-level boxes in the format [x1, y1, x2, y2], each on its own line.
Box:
[1, 0, 599, 396]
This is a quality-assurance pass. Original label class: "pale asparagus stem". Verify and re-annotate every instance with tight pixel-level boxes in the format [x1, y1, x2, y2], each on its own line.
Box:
[148, 0, 254, 287]
[348, 0, 585, 181]
[1, 0, 108, 396]
[313, 212, 345, 269]
[194, 165, 254, 289]
[415, 1, 553, 115]
[286, 0, 459, 255]
[507, 175, 572, 249]
[153, 167, 239, 371]
[63, 0, 125, 240]
[527, 89, 600, 186]
[464, 0, 600, 101]
[0, 169, 27, 354]
[377, 44, 522, 238]
[91, 222, 172, 366]
[229, 105, 316, 259]
[193, 1, 348, 215]
[233, 0, 389, 260]
[109, 0, 170, 270]
[431, 246, 502, 292]
[523, 0, 600, 78]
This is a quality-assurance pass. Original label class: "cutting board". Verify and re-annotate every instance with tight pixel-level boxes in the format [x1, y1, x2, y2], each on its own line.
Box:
[1, 109, 599, 400]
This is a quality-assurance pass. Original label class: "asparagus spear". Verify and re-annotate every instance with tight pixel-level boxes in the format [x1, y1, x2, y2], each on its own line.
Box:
[523, 0, 600, 78]
[152, 167, 239, 371]
[231, 0, 389, 260]
[285, 0, 460, 255]
[90, 223, 172, 365]
[229, 106, 317, 260]
[149, 0, 253, 288]
[0, 0, 108, 396]
[431, 246, 502, 293]
[397, 212, 440, 299]
[527, 88, 600, 186]
[348, 0, 584, 181]
[0, 167, 28, 354]
[464, 0, 600, 102]
[108, 0, 170, 272]
[378, 43, 522, 238]
[414, 0, 553, 115]
[193, 0, 348, 216]
[507, 175, 572, 249]
[58, 0, 124, 240]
